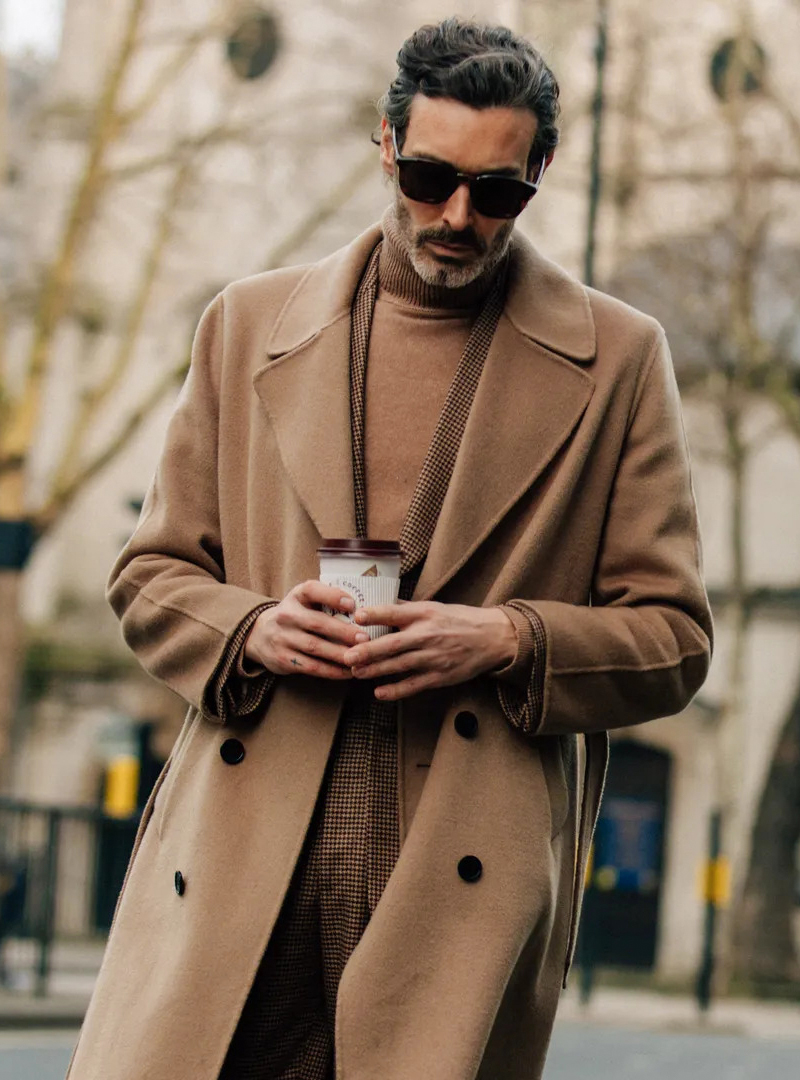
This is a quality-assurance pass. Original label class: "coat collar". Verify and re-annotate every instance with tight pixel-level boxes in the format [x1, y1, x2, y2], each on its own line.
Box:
[255, 220, 596, 593]
[266, 222, 596, 363]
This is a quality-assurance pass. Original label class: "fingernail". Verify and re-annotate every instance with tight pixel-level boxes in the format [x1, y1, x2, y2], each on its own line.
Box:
[355, 632, 369, 643]
[355, 609, 368, 623]
[340, 596, 355, 612]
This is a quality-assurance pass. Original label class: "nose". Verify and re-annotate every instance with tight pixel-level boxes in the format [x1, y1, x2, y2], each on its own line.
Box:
[441, 181, 472, 232]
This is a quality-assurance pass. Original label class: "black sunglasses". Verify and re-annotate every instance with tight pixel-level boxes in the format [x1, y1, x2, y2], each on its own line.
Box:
[392, 127, 545, 219]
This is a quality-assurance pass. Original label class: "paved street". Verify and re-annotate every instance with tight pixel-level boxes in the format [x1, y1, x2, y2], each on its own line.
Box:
[545, 1022, 800, 1078]
[0, 1031, 76, 1079]
[0, 1024, 799, 1079]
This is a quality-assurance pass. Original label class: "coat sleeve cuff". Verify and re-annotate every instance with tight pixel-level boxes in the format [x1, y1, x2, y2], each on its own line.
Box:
[495, 602, 547, 736]
[206, 602, 278, 722]
[491, 605, 536, 688]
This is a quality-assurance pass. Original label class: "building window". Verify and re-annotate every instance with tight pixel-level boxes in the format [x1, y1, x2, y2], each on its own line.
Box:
[710, 37, 767, 101]
[226, 7, 281, 81]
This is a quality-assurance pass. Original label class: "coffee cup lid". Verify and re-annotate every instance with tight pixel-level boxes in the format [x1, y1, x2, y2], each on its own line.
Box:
[318, 538, 402, 557]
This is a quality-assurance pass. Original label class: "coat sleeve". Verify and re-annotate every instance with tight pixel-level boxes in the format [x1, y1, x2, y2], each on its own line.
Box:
[106, 293, 279, 723]
[497, 327, 713, 736]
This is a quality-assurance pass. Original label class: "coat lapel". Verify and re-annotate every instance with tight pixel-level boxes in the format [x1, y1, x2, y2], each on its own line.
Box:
[252, 222, 597, 576]
[413, 235, 597, 600]
[253, 316, 357, 539]
[252, 225, 383, 540]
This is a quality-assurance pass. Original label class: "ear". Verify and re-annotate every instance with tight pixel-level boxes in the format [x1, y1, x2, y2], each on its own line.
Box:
[379, 118, 395, 180]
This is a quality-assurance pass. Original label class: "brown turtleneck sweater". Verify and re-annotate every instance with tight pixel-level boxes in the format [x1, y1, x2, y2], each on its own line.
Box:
[364, 212, 499, 540]
[364, 209, 534, 686]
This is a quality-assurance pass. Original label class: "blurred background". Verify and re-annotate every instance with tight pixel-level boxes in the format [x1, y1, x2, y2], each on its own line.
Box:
[0, 0, 798, 1075]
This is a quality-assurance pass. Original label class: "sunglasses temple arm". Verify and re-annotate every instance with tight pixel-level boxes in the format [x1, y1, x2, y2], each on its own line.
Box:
[531, 155, 547, 192]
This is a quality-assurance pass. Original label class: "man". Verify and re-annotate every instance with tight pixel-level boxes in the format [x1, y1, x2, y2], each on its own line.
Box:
[68, 17, 712, 1080]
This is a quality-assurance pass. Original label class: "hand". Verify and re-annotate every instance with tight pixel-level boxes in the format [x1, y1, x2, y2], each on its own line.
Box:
[245, 581, 370, 679]
[341, 602, 517, 701]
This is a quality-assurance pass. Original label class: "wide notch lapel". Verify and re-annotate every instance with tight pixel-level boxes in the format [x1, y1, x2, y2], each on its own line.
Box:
[413, 318, 594, 599]
[253, 317, 357, 539]
[251, 224, 383, 540]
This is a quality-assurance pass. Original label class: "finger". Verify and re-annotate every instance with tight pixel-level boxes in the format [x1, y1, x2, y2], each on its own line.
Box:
[277, 648, 353, 680]
[374, 672, 441, 701]
[291, 606, 370, 648]
[354, 603, 422, 629]
[341, 629, 415, 669]
[294, 580, 356, 615]
[350, 647, 429, 681]
[282, 629, 356, 669]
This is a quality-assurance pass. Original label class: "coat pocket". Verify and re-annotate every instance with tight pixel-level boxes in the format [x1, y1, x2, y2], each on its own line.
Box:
[537, 734, 573, 840]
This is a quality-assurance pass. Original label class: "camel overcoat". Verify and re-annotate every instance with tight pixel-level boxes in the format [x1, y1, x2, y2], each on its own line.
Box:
[68, 224, 712, 1080]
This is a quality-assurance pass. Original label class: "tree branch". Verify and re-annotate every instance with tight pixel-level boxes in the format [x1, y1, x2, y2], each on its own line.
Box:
[34, 360, 188, 533]
[261, 148, 376, 271]
[117, 15, 224, 132]
[106, 121, 265, 183]
[50, 159, 193, 499]
[0, 0, 150, 517]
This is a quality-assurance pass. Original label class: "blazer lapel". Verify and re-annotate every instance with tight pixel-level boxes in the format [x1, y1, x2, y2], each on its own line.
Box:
[413, 234, 597, 600]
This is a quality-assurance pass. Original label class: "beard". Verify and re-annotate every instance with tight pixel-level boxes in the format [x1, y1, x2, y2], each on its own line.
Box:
[393, 190, 514, 289]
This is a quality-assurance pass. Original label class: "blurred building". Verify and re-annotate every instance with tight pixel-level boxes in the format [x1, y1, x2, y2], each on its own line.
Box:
[3, 0, 799, 987]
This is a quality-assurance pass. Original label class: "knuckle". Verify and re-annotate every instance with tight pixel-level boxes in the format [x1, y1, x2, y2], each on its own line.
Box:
[295, 580, 316, 603]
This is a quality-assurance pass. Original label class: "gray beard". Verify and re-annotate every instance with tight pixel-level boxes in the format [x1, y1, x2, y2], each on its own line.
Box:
[392, 191, 513, 289]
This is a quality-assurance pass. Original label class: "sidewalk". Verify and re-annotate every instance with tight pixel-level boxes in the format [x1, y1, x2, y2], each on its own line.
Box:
[0, 939, 101, 1028]
[1, 937, 799, 1041]
[557, 985, 800, 1042]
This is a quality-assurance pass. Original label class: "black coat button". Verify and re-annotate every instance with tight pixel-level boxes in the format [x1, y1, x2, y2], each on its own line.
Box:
[458, 855, 483, 883]
[220, 738, 246, 765]
[454, 711, 479, 739]
[174, 870, 186, 896]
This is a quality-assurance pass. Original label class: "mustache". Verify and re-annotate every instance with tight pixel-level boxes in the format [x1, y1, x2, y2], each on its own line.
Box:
[414, 225, 487, 254]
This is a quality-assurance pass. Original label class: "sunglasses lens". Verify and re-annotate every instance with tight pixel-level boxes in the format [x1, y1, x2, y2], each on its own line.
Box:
[396, 151, 536, 218]
[471, 177, 532, 219]
[397, 160, 458, 204]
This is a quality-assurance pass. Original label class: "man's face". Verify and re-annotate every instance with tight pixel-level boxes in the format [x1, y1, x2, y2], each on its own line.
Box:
[380, 95, 540, 288]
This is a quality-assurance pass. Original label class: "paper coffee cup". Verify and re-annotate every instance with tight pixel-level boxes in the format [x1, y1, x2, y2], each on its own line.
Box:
[318, 539, 402, 640]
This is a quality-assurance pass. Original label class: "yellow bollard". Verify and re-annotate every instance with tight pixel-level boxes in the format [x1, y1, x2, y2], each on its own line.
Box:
[104, 755, 140, 819]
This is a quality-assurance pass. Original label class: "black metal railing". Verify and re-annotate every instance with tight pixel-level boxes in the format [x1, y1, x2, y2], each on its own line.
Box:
[0, 798, 138, 996]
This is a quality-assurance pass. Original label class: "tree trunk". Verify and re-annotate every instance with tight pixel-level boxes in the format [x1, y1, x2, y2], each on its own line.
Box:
[0, 570, 25, 786]
[732, 685, 800, 987]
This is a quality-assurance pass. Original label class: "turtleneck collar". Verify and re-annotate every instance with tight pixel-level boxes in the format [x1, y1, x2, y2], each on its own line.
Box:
[379, 206, 504, 311]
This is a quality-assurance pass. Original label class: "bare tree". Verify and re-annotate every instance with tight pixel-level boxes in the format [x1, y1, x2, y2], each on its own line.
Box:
[0, 0, 379, 773]
[606, 6, 800, 988]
